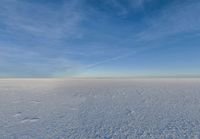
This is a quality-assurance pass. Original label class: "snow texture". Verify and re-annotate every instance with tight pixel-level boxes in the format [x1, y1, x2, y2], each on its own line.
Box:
[0, 78, 200, 139]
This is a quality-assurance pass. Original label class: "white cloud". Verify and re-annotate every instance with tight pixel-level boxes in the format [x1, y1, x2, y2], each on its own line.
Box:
[134, 1, 200, 42]
[0, 44, 84, 77]
[0, 0, 83, 41]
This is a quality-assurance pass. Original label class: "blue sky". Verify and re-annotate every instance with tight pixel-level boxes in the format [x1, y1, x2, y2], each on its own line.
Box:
[0, 0, 200, 77]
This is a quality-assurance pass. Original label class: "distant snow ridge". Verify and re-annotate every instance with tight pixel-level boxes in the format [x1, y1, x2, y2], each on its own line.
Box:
[0, 78, 200, 139]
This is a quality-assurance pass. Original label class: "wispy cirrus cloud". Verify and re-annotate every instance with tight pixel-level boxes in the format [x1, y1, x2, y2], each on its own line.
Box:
[0, 0, 87, 77]
[134, 1, 200, 42]
[0, 0, 83, 41]
[0, 0, 200, 77]
[80, 0, 200, 75]
[0, 45, 85, 77]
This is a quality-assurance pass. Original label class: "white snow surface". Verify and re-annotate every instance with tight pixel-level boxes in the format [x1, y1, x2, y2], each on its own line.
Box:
[0, 78, 200, 139]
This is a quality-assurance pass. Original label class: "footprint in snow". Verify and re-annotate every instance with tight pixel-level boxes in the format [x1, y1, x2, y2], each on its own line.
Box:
[13, 112, 22, 118]
[125, 109, 135, 116]
[20, 117, 40, 123]
[30, 100, 41, 104]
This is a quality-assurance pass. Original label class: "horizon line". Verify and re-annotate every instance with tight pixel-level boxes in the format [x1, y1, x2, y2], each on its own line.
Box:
[0, 75, 200, 79]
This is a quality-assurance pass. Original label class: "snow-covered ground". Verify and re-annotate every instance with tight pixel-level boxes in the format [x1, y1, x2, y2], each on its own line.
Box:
[0, 78, 200, 139]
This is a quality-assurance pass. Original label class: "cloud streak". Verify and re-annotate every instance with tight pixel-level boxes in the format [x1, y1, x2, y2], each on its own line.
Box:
[0, 0, 200, 77]
[134, 1, 200, 42]
[0, 0, 85, 44]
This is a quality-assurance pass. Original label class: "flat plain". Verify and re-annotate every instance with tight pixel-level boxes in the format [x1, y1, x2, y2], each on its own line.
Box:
[0, 78, 200, 139]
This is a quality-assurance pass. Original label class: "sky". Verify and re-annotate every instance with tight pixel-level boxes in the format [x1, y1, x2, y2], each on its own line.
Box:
[0, 0, 200, 77]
